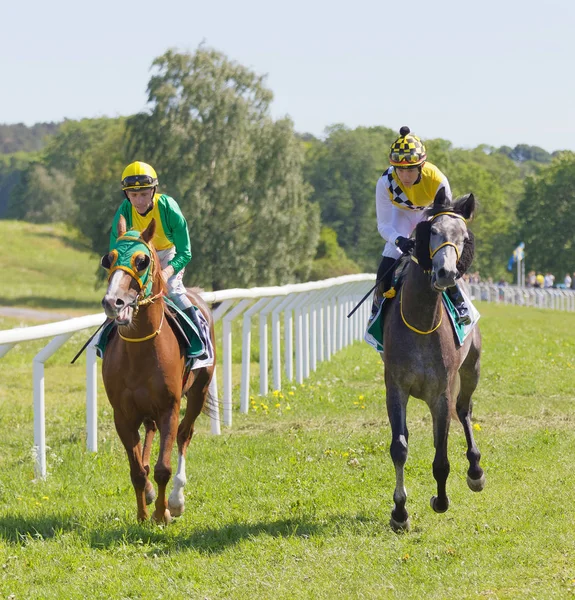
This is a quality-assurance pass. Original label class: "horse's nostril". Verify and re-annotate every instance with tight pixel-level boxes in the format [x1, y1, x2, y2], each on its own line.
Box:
[115, 298, 125, 308]
[437, 268, 446, 279]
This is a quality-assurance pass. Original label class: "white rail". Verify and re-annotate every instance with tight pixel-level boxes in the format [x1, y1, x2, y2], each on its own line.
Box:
[0, 274, 375, 479]
[469, 283, 575, 311]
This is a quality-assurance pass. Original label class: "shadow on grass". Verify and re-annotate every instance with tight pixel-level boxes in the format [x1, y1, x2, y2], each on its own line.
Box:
[0, 513, 388, 552]
[0, 514, 80, 543]
[89, 517, 327, 554]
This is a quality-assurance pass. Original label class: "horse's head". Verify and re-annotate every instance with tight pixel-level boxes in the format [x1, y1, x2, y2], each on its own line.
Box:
[101, 216, 159, 324]
[414, 191, 476, 291]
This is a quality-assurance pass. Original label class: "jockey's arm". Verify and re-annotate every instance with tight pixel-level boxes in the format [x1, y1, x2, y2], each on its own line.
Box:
[376, 176, 402, 245]
[161, 196, 192, 274]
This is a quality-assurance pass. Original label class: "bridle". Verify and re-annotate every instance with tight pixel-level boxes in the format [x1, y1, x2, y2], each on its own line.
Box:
[104, 234, 165, 342]
[401, 211, 467, 335]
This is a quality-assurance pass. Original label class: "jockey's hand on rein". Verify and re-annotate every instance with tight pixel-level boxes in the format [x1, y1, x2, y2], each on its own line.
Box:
[395, 236, 415, 254]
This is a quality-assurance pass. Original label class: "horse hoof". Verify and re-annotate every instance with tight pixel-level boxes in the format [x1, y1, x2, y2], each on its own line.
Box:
[430, 495, 450, 513]
[390, 516, 410, 532]
[467, 473, 486, 492]
[152, 509, 172, 525]
[168, 501, 185, 518]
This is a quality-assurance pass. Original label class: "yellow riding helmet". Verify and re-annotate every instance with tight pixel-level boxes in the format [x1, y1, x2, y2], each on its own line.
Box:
[121, 161, 158, 191]
[389, 126, 427, 168]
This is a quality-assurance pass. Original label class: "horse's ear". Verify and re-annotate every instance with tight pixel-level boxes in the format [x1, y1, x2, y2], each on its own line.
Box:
[433, 187, 448, 208]
[117, 215, 127, 237]
[454, 193, 476, 221]
[141, 218, 156, 243]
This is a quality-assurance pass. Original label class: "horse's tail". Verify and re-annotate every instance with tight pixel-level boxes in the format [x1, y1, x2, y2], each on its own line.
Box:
[202, 374, 220, 422]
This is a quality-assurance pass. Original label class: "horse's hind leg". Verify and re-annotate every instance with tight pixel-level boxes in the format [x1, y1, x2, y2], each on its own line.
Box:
[114, 414, 149, 522]
[142, 418, 157, 505]
[386, 383, 410, 531]
[168, 369, 211, 517]
[430, 394, 451, 513]
[458, 345, 485, 492]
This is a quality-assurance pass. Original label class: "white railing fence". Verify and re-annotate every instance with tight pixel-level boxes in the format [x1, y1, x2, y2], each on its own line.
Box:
[0, 274, 375, 479]
[470, 283, 575, 312]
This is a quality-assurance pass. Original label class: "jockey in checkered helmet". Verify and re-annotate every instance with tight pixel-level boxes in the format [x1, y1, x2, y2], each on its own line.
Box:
[368, 126, 471, 326]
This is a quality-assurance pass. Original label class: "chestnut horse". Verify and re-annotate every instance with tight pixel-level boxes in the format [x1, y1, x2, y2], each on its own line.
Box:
[383, 193, 484, 531]
[100, 216, 215, 523]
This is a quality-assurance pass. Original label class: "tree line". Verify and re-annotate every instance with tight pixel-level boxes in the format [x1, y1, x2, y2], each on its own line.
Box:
[0, 47, 573, 290]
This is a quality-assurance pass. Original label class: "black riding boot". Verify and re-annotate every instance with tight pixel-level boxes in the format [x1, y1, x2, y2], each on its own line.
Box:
[370, 256, 397, 317]
[446, 285, 471, 325]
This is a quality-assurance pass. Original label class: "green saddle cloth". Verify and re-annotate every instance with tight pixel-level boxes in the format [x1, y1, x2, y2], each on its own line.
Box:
[364, 288, 480, 353]
[95, 299, 206, 360]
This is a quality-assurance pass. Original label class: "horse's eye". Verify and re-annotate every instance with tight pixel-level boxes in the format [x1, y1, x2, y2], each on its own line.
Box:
[430, 227, 439, 236]
[134, 254, 150, 272]
[101, 254, 113, 269]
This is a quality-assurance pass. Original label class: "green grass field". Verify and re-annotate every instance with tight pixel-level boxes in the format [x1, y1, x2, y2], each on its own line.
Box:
[1, 221, 575, 598]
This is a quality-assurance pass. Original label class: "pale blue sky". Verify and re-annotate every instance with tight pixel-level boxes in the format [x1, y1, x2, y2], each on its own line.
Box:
[3, 0, 574, 152]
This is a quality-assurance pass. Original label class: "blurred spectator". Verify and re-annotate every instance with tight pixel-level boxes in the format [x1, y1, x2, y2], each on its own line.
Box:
[571, 273, 575, 290]
[565, 273, 572, 288]
[527, 270, 536, 287]
[535, 273, 544, 288]
[544, 272, 555, 288]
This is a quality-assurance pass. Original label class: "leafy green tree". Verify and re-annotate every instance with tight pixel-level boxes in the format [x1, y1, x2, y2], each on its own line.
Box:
[304, 125, 396, 272]
[7, 163, 76, 223]
[518, 152, 575, 276]
[125, 47, 319, 290]
[309, 226, 361, 280]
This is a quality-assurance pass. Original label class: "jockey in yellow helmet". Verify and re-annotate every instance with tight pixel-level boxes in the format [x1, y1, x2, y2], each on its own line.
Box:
[372, 127, 470, 325]
[111, 161, 203, 332]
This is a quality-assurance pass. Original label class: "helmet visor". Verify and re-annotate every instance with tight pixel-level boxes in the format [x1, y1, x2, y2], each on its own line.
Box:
[122, 174, 157, 190]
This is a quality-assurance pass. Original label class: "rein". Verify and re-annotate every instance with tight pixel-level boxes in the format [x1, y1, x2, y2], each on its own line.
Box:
[399, 287, 443, 335]
[119, 310, 165, 342]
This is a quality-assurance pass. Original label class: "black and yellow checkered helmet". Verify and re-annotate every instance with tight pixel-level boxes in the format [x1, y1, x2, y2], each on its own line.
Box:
[389, 126, 427, 168]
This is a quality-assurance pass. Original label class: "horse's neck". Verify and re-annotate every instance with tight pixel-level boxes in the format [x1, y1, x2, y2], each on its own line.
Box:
[401, 263, 443, 328]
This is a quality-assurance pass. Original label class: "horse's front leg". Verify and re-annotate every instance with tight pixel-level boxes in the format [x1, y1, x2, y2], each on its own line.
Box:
[152, 406, 179, 524]
[386, 383, 410, 531]
[114, 414, 149, 522]
[430, 393, 451, 513]
[168, 370, 211, 517]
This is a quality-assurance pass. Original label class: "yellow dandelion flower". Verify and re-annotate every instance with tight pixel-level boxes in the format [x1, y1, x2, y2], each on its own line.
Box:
[288, 391, 294, 396]
[473, 423, 482, 431]
[358, 395, 365, 401]
[402, 553, 410, 561]
[342, 452, 349, 457]
[353, 401, 359, 405]
[42, 496, 49, 501]
[272, 390, 280, 397]
[361, 405, 365, 409]
[275, 403, 281, 408]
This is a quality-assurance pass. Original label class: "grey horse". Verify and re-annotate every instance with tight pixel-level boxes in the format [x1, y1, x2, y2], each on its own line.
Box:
[382, 191, 485, 531]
